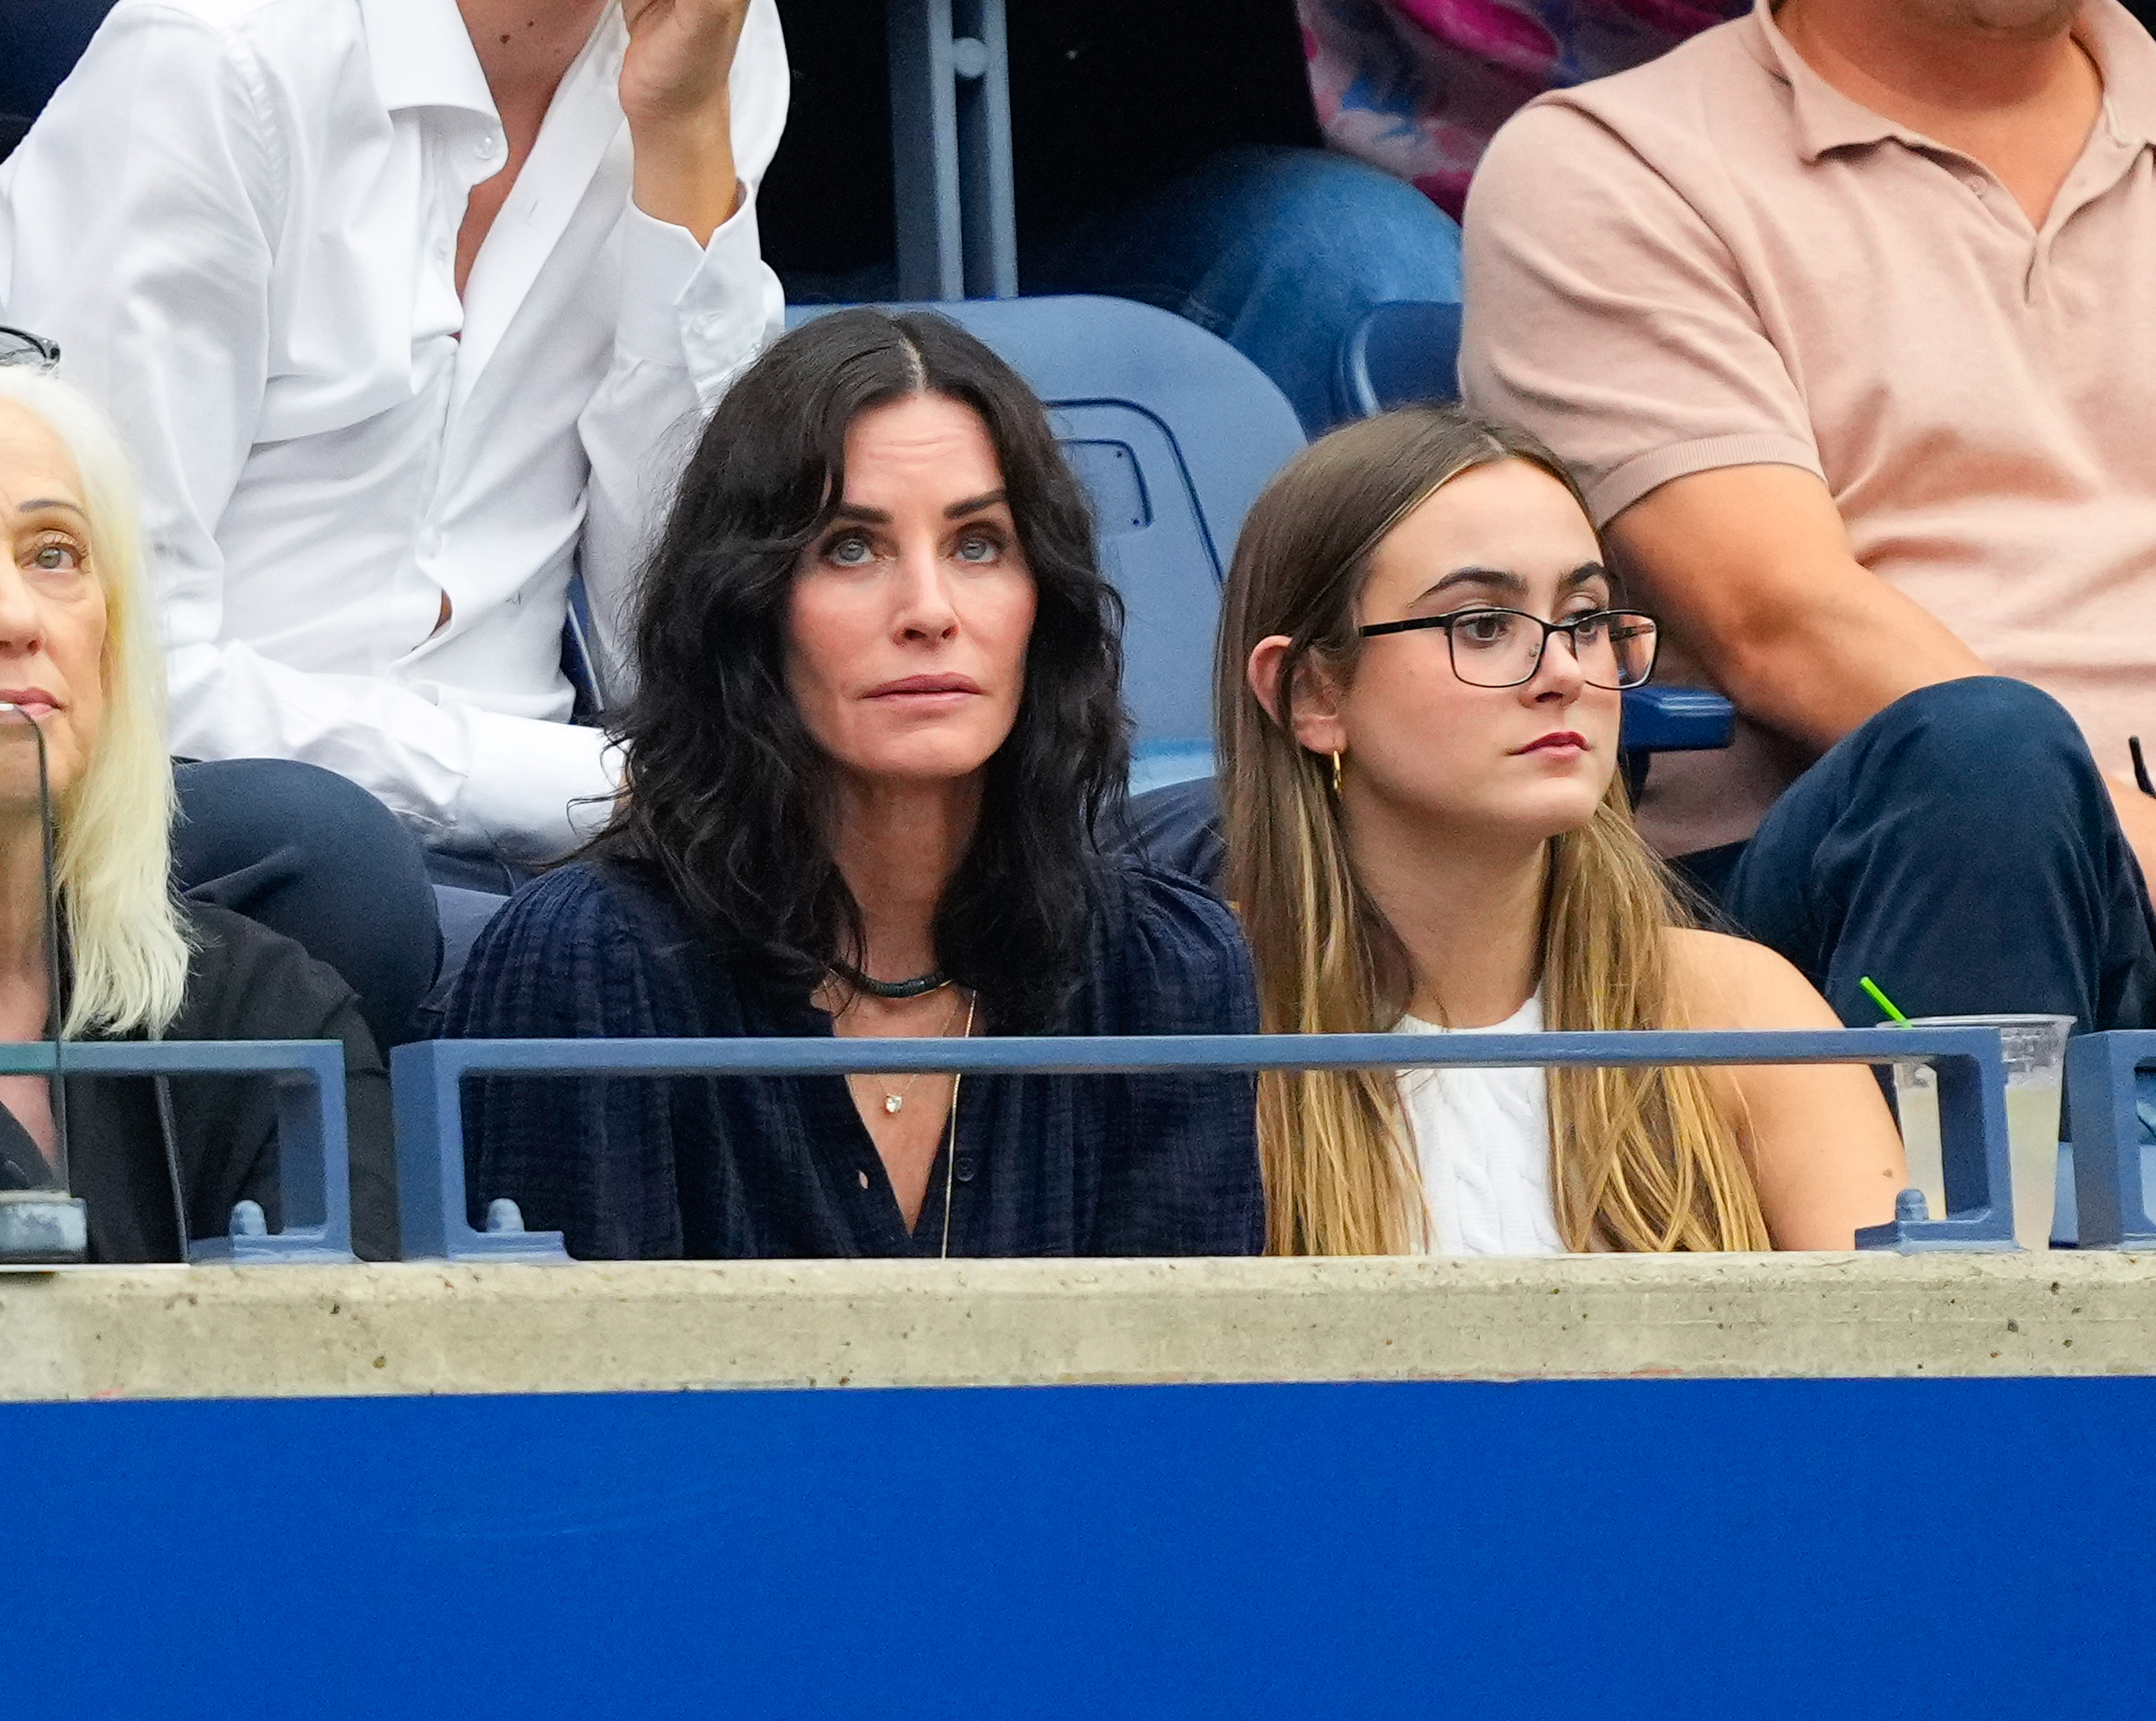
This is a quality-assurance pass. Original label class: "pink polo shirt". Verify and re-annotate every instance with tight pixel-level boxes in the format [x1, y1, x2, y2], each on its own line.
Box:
[1460, 0, 2156, 855]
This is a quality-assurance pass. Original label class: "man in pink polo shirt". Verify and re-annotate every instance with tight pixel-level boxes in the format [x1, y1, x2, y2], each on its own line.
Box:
[1462, 0, 2156, 1035]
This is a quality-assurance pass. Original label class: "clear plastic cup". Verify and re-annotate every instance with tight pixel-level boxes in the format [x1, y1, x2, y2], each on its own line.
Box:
[1893, 1014, 2073, 1249]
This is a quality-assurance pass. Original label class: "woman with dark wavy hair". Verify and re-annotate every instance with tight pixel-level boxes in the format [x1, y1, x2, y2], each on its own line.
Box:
[444, 309, 1262, 1259]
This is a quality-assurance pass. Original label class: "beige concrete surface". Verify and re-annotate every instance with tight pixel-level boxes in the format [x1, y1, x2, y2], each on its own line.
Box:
[0, 1252, 2152, 1400]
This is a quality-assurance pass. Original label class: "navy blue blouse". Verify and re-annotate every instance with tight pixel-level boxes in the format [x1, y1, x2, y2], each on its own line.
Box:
[443, 855, 1263, 1259]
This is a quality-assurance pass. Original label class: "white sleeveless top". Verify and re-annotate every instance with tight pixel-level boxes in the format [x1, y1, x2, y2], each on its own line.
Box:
[1395, 993, 1564, 1256]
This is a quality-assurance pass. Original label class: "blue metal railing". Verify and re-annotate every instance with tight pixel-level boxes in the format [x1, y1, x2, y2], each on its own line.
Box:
[2065, 1031, 2156, 1248]
[392, 1026, 2016, 1262]
[0, 1039, 353, 1263]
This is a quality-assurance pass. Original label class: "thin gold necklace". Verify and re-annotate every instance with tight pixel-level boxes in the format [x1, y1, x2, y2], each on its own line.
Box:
[856, 986, 967, 1115]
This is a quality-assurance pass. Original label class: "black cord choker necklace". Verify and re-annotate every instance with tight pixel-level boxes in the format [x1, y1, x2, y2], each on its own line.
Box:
[832, 962, 951, 1001]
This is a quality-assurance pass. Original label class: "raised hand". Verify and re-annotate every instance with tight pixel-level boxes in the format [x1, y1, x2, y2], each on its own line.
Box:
[619, 0, 751, 134]
[620, 0, 755, 242]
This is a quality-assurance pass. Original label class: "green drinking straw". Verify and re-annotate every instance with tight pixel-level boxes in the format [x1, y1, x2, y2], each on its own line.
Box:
[1859, 975, 1911, 1025]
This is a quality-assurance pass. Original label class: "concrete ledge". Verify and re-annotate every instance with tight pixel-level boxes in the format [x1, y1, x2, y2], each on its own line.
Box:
[2, 1253, 2155, 1400]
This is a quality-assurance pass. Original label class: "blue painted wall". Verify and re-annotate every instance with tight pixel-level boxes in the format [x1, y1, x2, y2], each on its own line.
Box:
[14, 1379, 2154, 1717]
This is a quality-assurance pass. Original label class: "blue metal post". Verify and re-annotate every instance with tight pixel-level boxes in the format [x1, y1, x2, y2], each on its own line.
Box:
[2066, 1030, 2156, 1248]
[0, 1039, 355, 1262]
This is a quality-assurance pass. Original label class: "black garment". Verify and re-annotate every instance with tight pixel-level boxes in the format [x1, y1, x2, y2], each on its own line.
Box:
[0, 901, 398, 1261]
[444, 855, 1264, 1260]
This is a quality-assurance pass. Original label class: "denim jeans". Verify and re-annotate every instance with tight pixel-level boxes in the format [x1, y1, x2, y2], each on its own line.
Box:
[172, 758, 442, 1051]
[1027, 144, 1465, 434]
[171, 759, 534, 1047]
[789, 144, 1466, 437]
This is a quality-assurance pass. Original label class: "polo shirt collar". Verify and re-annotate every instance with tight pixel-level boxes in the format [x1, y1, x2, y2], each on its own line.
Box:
[359, 0, 498, 120]
[1745, 0, 1940, 161]
[1745, 0, 2156, 164]
[2081, 0, 2156, 151]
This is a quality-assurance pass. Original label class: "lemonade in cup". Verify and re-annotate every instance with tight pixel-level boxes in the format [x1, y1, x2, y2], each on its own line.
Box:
[1893, 1015, 2073, 1249]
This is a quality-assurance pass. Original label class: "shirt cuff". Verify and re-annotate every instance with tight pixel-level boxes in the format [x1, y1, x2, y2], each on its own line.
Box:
[456, 709, 621, 864]
[616, 189, 780, 391]
[1589, 433, 1825, 528]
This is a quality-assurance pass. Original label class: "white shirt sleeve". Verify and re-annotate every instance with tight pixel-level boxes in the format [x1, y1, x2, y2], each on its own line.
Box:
[0, 0, 789, 864]
[576, 0, 790, 691]
[0, 6, 614, 859]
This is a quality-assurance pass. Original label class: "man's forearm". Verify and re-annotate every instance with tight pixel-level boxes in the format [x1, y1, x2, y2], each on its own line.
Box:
[1696, 590, 1990, 755]
[629, 109, 741, 245]
[1609, 464, 1990, 758]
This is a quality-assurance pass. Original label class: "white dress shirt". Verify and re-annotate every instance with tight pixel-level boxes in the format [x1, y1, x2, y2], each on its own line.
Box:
[0, 0, 787, 859]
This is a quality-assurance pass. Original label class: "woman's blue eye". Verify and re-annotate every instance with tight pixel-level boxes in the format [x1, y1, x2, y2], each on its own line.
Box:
[28, 540, 82, 574]
[954, 532, 1000, 563]
[826, 535, 873, 566]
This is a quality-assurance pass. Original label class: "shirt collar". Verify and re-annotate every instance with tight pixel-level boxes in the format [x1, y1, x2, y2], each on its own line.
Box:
[1745, 0, 2156, 163]
[359, 0, 499, 121]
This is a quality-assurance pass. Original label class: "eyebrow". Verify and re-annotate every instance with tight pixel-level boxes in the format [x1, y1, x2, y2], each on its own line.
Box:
[16, 498, 86, 520]
[828, 489, 1009, 528]
[1415, 561, 1611, 604]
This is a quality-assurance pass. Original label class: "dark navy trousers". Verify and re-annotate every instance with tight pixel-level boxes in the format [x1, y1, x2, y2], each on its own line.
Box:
[1678, 678, 2156, 1035]
[171, 759, 442, 1052]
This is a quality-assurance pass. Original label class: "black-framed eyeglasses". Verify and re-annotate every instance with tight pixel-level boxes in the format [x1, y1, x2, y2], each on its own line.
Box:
[1358, 606, 1660, 691]
[0, 326, 60, 374]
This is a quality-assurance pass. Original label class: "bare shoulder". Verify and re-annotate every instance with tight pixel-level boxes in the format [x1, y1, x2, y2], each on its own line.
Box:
[1661, 928, 1841, 1032]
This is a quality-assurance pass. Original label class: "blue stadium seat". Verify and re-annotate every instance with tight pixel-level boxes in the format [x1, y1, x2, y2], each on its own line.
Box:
[1338, 299, 1464, 415]
[790, 295, 1307, 786]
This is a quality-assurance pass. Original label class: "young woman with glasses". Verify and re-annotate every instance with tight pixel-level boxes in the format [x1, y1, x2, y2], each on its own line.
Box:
[1214, 407, 1905, 1254]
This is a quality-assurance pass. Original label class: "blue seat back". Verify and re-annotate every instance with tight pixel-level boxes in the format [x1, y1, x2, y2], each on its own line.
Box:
[1339, 300, 1465, 416]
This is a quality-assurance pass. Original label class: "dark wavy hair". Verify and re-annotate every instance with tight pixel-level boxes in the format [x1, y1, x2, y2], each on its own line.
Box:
[589, 308, 1131, 1032]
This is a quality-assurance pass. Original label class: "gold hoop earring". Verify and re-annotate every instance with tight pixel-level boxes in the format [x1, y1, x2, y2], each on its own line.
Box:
[1330, 750, 1344, 795]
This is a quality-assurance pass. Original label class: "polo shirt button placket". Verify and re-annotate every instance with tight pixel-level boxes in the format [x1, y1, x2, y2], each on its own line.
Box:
[954, 1155, 977, 1185]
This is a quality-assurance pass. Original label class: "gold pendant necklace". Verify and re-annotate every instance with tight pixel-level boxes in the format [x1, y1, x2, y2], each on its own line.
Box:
[871, 989, 967, 1115]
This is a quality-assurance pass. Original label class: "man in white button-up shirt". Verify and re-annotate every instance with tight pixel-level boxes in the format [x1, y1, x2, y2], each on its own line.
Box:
[0, 0, 787, 870]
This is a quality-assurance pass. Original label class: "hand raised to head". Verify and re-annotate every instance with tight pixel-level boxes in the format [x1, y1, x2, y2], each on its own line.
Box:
[619, 0, 751, 133]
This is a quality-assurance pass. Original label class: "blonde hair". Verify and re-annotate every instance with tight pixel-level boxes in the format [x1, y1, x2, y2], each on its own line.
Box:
[1217, 408, 1770, 1255]
[0, 369, 190, 1037]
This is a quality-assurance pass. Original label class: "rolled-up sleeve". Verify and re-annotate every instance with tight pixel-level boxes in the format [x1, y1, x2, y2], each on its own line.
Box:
[1459, 99, 1822, 527]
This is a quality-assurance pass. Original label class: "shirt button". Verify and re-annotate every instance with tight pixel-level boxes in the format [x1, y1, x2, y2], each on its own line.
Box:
[475, 133, 503, 163]
[955, 1156, 976, 1184]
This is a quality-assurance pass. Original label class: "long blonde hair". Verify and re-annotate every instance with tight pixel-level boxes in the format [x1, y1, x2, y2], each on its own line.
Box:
[1217, 408, 1769, 1255]
[0, 369, 191, 1037]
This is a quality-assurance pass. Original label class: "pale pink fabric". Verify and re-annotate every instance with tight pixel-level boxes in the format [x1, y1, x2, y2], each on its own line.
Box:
[1462, 0, 2156, 853]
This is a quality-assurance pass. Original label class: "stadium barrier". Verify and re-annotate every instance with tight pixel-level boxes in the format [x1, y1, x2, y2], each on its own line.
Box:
[392, 1025, 2018, 1260]
[14, 1022, 2152, 1264]
[2066, 1030, 2156, 1247]
[0, 1037, 353, 1263]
